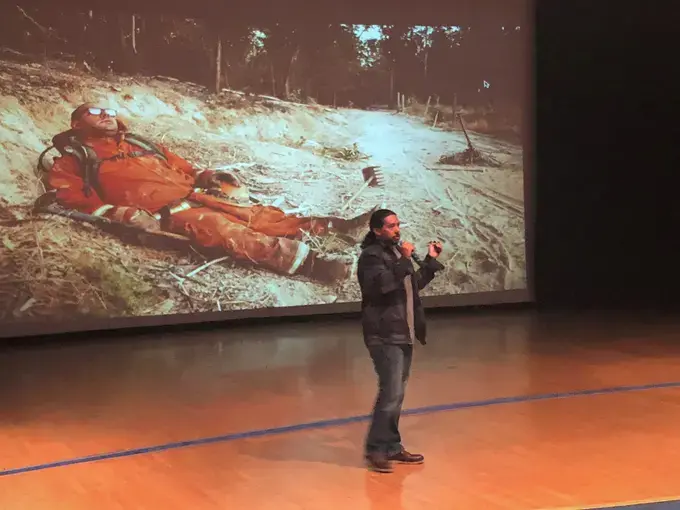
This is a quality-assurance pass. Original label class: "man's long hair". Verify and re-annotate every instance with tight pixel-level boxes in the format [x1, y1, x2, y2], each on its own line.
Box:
[360, 208, 397, 249]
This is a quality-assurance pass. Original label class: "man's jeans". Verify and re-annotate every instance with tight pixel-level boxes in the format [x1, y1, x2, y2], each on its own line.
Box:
[365, 343, 413, 456]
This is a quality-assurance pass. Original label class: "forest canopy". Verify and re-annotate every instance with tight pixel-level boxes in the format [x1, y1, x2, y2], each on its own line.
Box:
[1, 5, 525, 109]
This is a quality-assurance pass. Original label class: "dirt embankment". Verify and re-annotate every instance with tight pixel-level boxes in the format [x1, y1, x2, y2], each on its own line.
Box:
[0, 58, 526, 323]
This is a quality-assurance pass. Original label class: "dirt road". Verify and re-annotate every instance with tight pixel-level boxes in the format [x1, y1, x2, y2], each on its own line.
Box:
[333, 109, 527, 297]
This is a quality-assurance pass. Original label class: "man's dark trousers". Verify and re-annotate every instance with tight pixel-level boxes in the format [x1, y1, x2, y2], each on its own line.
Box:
[365, 343, 413, 456]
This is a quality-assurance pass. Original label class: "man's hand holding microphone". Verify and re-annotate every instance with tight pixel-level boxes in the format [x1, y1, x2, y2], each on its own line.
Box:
[398, 240, 443, 265]
[398, 240, 416, 259]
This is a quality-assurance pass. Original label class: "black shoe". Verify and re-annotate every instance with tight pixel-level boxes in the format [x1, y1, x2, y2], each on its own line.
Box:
[365, 452, 393, 473]
[387, 449, 424, 464]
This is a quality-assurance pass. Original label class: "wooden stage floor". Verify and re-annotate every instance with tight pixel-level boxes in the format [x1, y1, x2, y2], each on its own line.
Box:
[2, 310, 680, 509]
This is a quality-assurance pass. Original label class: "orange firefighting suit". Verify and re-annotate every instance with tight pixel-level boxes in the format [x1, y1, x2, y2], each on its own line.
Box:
[48, 132, 336, 275]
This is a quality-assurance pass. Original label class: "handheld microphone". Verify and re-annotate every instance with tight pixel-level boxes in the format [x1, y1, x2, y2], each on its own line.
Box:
[398, 240, 425, 267]
[399, 241, 442, 267]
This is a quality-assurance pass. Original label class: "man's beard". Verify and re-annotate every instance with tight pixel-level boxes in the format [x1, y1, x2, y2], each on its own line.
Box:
[86, 126, 118, 137]
[81, 119, 119, 137]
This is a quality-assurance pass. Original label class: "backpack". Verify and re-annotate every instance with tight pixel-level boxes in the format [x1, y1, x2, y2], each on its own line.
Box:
[37, 131, 168, 197]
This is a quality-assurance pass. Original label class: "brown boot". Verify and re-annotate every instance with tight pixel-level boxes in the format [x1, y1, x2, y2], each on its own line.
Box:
[296, 252, 350, 284]
[329, 205, 379, 235]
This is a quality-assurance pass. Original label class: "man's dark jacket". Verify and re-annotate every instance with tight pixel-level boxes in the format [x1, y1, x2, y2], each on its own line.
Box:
[357, 238, 445, 346]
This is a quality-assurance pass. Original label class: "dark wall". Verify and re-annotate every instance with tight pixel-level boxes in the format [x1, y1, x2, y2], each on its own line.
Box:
[534, 0, 678, 311]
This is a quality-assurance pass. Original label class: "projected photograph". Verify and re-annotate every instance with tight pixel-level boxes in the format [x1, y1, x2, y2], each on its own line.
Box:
[0, 6, 527, 325]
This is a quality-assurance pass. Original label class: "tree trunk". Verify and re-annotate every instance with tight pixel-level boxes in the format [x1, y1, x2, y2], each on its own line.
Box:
[118, 15, 127, 73]
[389, 67, 395, 108]
[215, 34, 222, 93]
[119, 16, 127, 51]
[75, 10, 93, 71]
[117, 12, 136, 73]
[304, 78, 313, 102]
[283, 46, 300, 100]
[453, 92, 458, 125]
[131, 15, 137, 54]
[222, 57, 230, 90]
[269, 60, 277, 97]
[423, 50, 429, 98]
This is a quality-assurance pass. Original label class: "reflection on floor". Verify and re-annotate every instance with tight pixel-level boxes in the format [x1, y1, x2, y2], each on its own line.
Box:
[2, 309, 680, 509]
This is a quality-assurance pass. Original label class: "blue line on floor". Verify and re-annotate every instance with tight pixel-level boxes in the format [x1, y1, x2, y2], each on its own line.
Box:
[596, 502, 680, 509]
[2, 380, 680, 478]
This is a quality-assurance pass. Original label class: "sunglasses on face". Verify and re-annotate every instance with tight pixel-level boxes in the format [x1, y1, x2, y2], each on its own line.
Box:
[85, 107, 117, 118]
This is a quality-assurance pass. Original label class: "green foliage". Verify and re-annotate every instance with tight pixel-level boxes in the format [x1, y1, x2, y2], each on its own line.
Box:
[1, 7, 524, 109]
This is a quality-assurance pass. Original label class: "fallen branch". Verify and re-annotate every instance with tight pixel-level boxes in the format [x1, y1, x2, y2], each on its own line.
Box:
[16, 6, 68, 43]
[16, 6, 49, 35]
[186, 256, 231, 279]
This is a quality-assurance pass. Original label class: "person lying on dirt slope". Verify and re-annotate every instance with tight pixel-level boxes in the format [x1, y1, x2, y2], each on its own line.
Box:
[45, 102, 375, 283]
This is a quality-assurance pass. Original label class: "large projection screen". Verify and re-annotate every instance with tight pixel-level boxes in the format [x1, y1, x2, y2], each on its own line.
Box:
[0, 4, 532, 339]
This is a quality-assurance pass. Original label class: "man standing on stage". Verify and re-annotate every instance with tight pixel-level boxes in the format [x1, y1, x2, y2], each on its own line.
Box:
[357, 209, 445, 473]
